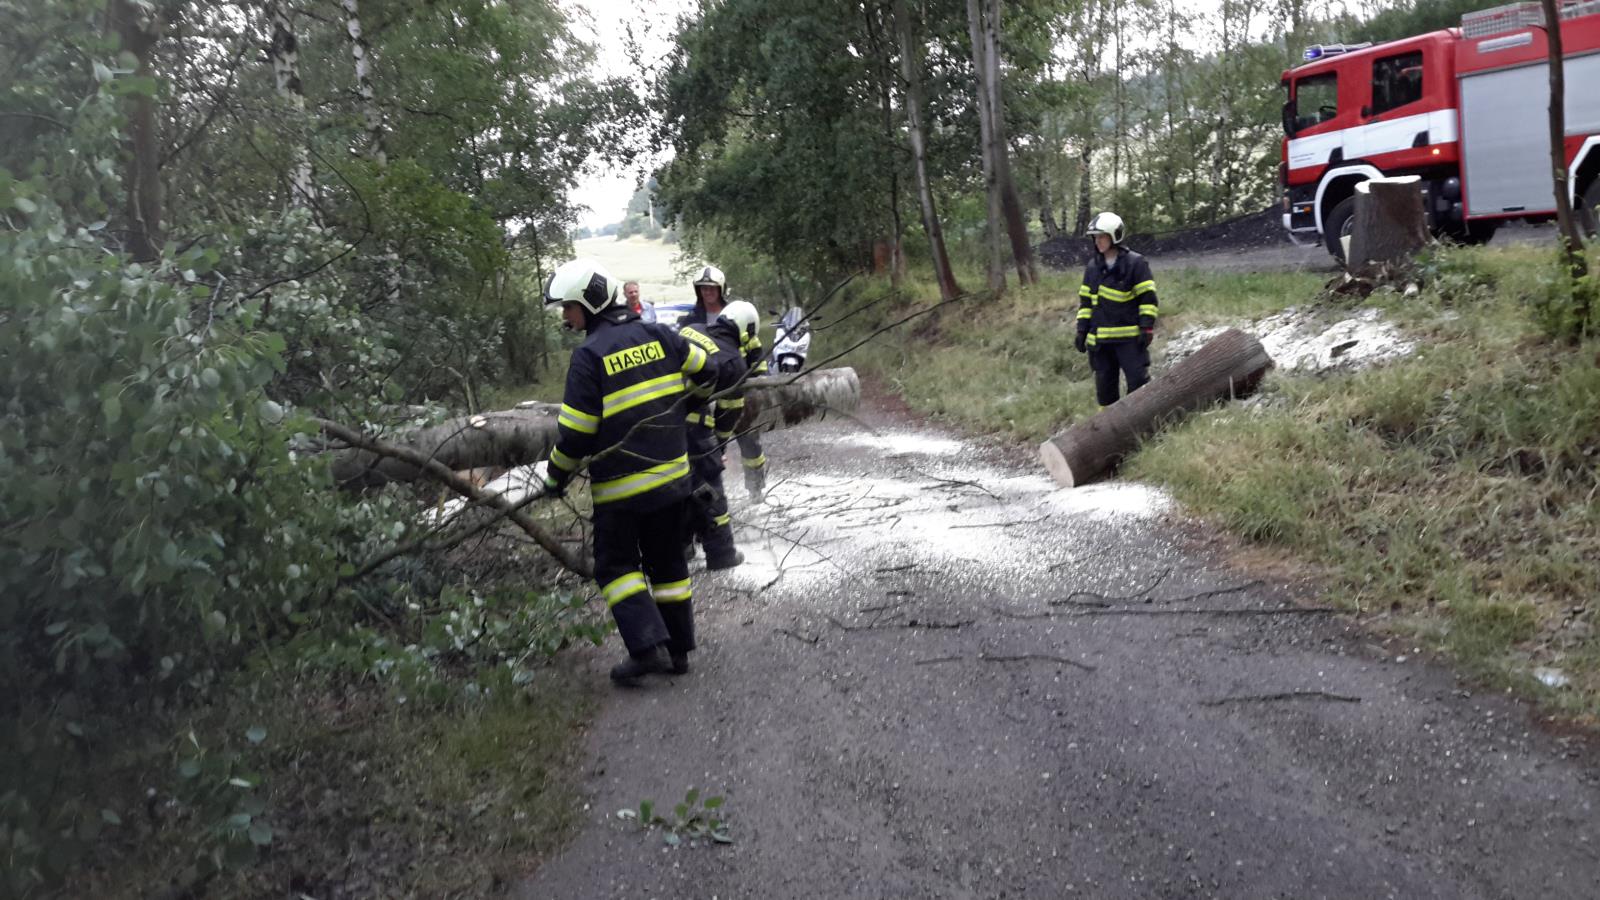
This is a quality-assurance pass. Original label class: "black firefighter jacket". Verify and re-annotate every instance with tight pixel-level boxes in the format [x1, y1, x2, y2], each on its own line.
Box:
[542, 309, 717, 511]
[679, 318, 749, 443]
[1076, 249, 1159, 347]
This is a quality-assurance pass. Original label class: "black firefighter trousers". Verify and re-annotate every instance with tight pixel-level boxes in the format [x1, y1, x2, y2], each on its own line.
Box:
[1090, 340, 1150, 407]
[686, 426, 739, 567]
[592, 497, 695, 659]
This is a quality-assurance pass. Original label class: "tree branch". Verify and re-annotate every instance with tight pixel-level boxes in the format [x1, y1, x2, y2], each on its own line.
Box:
[317, 417, 591, 578]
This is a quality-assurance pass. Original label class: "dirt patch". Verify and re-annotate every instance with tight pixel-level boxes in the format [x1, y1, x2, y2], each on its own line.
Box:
[1040, 208, 1292, 270]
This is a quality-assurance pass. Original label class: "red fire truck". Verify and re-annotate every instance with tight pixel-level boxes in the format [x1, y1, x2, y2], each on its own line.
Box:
[1280, 1, 1600, 259]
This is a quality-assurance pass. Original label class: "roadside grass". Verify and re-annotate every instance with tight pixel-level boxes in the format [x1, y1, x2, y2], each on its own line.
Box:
[825, 244, 1600, 719]
[69, 665, 598, 899]
[821, 264, 1328, 442]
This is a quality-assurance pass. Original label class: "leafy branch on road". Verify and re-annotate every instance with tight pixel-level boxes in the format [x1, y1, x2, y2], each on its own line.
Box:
[616, 788, 731, 847]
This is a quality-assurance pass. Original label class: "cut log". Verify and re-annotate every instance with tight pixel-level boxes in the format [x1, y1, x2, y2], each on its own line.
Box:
[331, 367, 861, 488]
[1039, 330, 1273, 488]
[1345, 176, 1427, 276]
[736, 367, 861, 435]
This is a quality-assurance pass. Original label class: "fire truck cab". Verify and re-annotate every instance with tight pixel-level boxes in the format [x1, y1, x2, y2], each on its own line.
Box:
[1280, 1, 1600, 260]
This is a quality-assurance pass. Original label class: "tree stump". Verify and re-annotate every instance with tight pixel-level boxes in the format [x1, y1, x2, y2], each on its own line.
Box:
[1345, 176, 1427, 276]
[1039, 330, 1273, 488]
[330, 367, 861, 488]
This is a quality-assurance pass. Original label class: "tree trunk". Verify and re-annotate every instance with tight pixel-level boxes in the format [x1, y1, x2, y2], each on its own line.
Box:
[984, 0, 1038, 285]
[331, 368, 862, 488]
[966, 0, 1006, 294]
[268, 1, 314, 208]
[1039, 159, 1061, 238]
[1345, 176, 1427, 276]
[893, 0, 961, 303]
[109, 0, 162, 262]
[1039, 329, 1272, 487]
[1541, 0, 1589, 285]
[865, 1, 906, 291]
[1074, 140, 1093, 234]
[342, 0, 385, 166]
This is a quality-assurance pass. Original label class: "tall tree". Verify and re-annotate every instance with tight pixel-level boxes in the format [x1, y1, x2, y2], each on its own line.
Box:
[1539, 0, 1590, 336]
[896, 0, 963, 302]
[981, 0, 1038, 284]
[109, 0, 163, 261]
[966, 0, 1007, 291]
[268, 1, 314, 207]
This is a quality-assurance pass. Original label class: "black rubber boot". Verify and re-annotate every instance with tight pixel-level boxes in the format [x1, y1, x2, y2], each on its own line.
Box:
[669, 651, 690, 675]
[609, 645, 669, 685]
[705, 550, 744, 571]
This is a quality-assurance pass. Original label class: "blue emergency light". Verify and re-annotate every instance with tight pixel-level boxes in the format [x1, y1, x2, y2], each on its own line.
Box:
[1302, 42, 1373, 61]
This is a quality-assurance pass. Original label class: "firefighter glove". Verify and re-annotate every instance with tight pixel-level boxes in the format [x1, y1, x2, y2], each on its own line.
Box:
[1139, 328, 1154, 348]
[1073, 331, 1088, 353]
[541, 473, 566, 500]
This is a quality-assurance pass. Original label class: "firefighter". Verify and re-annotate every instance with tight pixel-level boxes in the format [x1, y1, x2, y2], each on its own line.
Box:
[539, 258, 718, 684]
[730, 302, 769, 502]
[686, 266, 768, 500]
[1074, 211, 1159, 407]
[678, 303, 750, 570]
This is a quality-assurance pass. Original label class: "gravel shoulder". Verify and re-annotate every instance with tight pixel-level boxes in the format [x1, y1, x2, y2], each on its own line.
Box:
[518, 401, 1600, 899]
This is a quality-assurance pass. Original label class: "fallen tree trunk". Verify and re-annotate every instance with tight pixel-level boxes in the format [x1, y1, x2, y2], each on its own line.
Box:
[1345, 176, 1426, 276]
[1039, 329, 1272, 488]
[737, 366, 861, 434]
[319, 418, 592, 577]
[331, 367, 861, 488]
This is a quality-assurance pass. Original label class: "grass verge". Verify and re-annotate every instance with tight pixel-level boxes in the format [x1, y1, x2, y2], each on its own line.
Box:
[821, 245, 1600, 720]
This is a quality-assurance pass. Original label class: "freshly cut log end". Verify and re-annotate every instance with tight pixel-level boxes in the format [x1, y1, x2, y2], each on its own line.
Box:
[1039, 439, 1077, 488]
[1040, 329, 1273, 489]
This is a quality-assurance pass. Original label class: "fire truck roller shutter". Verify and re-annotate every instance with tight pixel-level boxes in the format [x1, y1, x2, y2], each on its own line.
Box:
[1460, 53, 1600, 217]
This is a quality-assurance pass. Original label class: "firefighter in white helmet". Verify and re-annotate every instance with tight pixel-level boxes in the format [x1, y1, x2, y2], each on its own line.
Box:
[539, 258, 718, 684]
[684, 267, 769, 500]
[1075, 212, 1159, 407]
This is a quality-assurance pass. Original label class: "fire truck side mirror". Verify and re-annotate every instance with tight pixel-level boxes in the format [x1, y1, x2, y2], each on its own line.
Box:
[1282, 99, 1296, 137]
[1360, 104, 1372, 119]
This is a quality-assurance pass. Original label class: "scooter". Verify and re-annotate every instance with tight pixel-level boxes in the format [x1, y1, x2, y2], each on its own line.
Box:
[772, 307, 810, 373]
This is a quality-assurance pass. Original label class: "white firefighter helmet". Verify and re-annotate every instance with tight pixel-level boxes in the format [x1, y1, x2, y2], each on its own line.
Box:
[1085, 211, 1126, 244]
[722, 299, 760, 340]
[692, 264, 727, 299]
[542, 258, 619, 314]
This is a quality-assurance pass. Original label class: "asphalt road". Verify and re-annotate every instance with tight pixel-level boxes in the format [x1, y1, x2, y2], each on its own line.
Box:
[519, 400, 1599, 900]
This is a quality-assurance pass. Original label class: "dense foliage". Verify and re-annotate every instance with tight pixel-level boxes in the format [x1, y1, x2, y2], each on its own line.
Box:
[1, 0, 624, 893]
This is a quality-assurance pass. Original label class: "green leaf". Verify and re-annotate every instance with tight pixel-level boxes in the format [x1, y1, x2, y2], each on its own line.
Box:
[711, 828, 734, 844]
[245, 725, 266, 745]
[703, 796, 724, 810]
[247, 822, 273, 846]
[102, 394, 121, 424]
[178, 758, 201, 779]
[44, 621, 69, 636]
[14, 196, 37, 214]
[638, 800, 653, 823]
[101, 808, 122, 826]
[662, 832, 680, 847]
[685, 787, 700, 807]
[674, 803, 688, 821]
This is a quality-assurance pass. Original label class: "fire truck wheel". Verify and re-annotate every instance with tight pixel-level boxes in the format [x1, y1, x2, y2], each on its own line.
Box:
[1580, 178, 1600, 238]
[1322, 196, 1356, 262]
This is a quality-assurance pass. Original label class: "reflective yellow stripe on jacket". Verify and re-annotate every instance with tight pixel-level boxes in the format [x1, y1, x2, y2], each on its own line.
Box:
[602, 373, 684, 417]
[590, 455, 690, 505]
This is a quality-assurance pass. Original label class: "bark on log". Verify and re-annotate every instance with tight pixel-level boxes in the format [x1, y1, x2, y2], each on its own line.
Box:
[1345, 176, 1427, 276]
[1039, 330, 1272, 488]
[331, 367, 861, 488]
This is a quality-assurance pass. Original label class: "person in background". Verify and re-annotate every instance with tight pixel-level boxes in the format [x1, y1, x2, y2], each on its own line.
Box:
[623, 280, 656, 323]
[1074, 211, 1158, 408]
